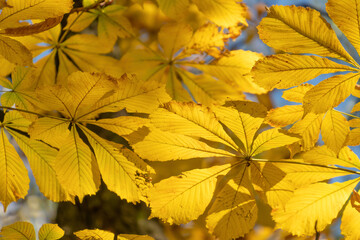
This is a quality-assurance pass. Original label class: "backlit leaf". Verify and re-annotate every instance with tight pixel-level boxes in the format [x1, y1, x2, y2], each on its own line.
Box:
[252, 54, 355, 90]
[185, 50, 266, 94]
[278, 163, 349, 188]
[304, 146, 360, 169]
[212, 101, 267, 153]
[341, 200, 360, 240]
[258, 5, 355, 62]
[0, 127, 29, 210]
[192, 0, 247, 27]
[150, 101, 238, 149]
[250, 162, 294, 209]
[289, 112, 324, 150]
[74, 229, 114, 240]
[130, 128, 235, 161]
[321, 110, 349, 154]
[7, 128, 73, 203]
[0, 222, 35, 240]
[54, 127, 100, 201]
[38, 224, 64, 240]
[347, 128, 360, 146]
[273, 179, 358, 236]
[250, 128, 300, 156]
[265, 105, 303, 127]
[149, 164, 231, 224]
[0, 0, 72, 29]
[326, 0, 360, 55]
[0, 35, 32, 65]
[303, 73, 360, 114]
[282, 84, 314, 103]
[82, 127, 151, 203]
[158, 23, 192, 59]
[206, 165, 257, 239]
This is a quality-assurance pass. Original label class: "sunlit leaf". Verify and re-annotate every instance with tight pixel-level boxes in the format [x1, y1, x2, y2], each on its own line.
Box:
[303, 73, 360, 114]
[149, 164, 231, 224]
[265, 105, 303, 127]
[252, 54, 355, 90]
[0, 222, 35, 240]
[258, 5, 355, 62]
[251, 128, 300, 156]
[0, 127, 29, 210]
[273, 179, 358, 236]
[206, 165, 257, 239]
[321, 110, 349, 154]
[54, 127, 100, 201]
[38, 224, 64, 240]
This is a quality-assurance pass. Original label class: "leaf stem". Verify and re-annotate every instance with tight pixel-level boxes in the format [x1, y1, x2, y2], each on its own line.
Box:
[251, 158, 360, 175]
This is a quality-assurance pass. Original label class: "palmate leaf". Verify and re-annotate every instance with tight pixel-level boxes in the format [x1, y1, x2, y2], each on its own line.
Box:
[19, 25, 122, 86]
[0, 67, 42, 120]
[121, 23, 258, 104]
[130, 101, 299, 239]
[28, 72, 167, 202]
[253, 3, 360, 114]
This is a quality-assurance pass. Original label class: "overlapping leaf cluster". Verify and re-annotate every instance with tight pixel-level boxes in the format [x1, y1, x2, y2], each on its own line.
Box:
[1, 0, 360, 239]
